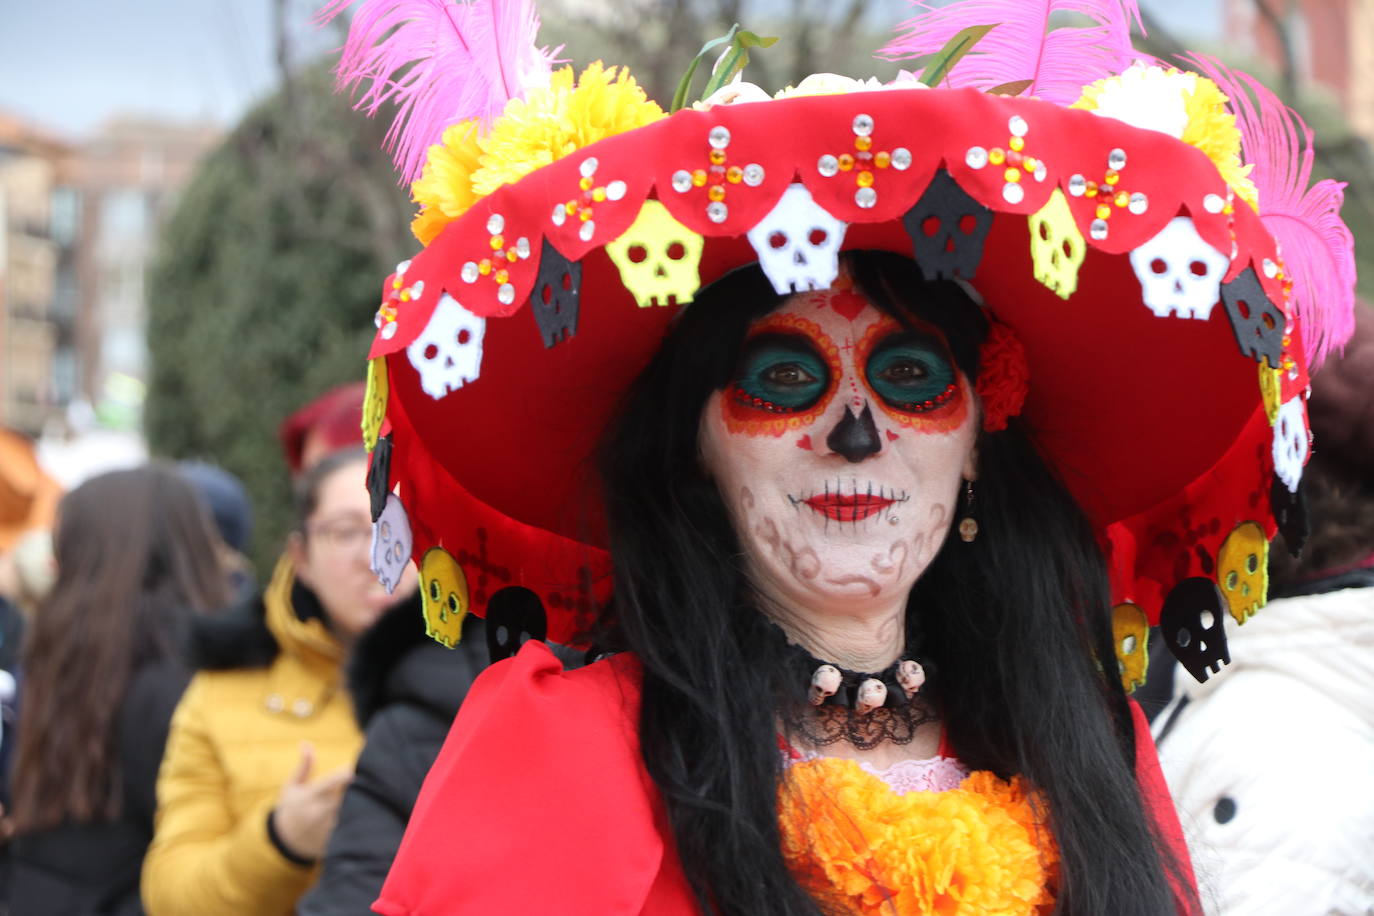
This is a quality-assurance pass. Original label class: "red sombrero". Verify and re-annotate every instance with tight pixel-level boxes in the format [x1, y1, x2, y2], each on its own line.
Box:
[330, 1, 1357, 687]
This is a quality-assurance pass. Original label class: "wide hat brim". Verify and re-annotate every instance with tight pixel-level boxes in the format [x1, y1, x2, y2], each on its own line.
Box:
[365, 87, 1307, 648]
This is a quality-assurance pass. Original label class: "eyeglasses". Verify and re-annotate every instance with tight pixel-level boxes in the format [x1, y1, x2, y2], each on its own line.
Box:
[306, 517, 373, 553]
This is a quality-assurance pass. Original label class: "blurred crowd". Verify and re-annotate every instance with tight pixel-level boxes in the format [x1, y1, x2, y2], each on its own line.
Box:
[0, 383, 487, 916]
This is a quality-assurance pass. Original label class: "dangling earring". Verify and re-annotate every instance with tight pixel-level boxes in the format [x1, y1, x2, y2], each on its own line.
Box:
[958, 480, 979, 543]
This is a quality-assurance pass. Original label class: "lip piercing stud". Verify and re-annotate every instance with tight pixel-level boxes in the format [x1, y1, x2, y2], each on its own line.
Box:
[889, 515, 900, 525]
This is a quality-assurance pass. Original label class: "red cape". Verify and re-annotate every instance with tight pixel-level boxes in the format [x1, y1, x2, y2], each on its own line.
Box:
[376, 641, 1194, 914]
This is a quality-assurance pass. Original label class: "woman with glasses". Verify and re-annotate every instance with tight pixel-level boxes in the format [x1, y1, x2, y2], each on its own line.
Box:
[142, 448, 418, 916]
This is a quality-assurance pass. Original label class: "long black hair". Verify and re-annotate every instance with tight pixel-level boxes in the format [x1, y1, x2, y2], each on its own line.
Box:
[598, 251, 1192, 915]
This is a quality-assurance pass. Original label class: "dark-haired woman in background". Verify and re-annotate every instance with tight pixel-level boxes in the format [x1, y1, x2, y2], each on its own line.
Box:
[141, 448, 417, 916]
[6, 465, 229, 915]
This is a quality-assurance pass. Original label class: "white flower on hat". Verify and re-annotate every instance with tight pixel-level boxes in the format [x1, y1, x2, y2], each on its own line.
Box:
[694, 71, 928, 110]
[775, 72, 868, 98]
[1075, 61, 1197, 138]
[693, 80, 773, 110]
[1075, 61, 1256, 208]
[773, 72, 930, 100]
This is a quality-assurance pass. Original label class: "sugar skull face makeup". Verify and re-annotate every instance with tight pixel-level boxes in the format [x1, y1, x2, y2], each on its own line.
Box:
[700, 284, 979, 616]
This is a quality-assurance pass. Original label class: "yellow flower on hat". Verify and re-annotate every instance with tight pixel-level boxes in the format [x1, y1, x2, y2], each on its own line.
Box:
[409, 63, 665, 245]
[1074, 63, 1257, 210]
[1179, 75, 1257, 209]
[410, 119, 485, 245]
[472, 62, 664, 199]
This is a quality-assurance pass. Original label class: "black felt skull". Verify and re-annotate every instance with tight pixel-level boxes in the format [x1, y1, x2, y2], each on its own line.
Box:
[1161, 577, 1231, 683]
[366, 435, 393, 523]
[1271, 474, 1310, 558]
[530, 239, 582, 348]
[485, 586, 548, 663]
[902, 169, 994, 282]
[1221, 267, 1285, 368]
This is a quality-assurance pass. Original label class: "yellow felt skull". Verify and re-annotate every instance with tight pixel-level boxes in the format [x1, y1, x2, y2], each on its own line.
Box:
[362, 357, 388, 452]
[1259, 363, 1282, 425]
[1112, 602, 1150, 693]
[1028, 189, 1086, 299]
[605, 201, 704, 308]
[1217, 521, 1268, 624]
[420, 547, 469, 648]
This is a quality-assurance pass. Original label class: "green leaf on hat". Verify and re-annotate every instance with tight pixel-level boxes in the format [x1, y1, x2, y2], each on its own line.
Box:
[670, 24, 779, 113]
[919, 24, 997, 88]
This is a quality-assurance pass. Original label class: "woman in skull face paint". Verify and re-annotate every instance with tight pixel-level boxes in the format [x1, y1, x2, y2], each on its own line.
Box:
[340, 2, 1355, 910]
[594, 251, 1196, 915]
[376, 252, 1198, 916]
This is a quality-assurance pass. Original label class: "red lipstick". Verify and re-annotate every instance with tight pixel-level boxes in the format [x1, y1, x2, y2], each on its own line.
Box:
[802, 493, 893, 522]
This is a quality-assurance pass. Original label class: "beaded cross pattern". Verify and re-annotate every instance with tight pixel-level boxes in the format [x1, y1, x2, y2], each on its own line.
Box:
[669, 124, 766, 225]
[815, 113, 914, 209]
[964, 114, 1048, 205]
[459, 214, 533, 307]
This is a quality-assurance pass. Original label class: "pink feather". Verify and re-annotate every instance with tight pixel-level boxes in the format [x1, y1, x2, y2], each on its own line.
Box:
[317, 0, 558, 183]
[878, 0, 1144, 105]
[1186, 54, 1356, 367]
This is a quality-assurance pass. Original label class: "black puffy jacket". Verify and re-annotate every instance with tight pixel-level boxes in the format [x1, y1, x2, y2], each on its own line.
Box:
[6, 658, 188, 916]
[295, 606, 487, 915]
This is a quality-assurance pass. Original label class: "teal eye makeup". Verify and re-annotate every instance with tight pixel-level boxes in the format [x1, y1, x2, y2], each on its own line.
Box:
[731, 334, 830, 412]
[865, 333, 958, 412]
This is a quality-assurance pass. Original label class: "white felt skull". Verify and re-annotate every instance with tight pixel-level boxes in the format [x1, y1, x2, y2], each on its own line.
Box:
[370, 494, 413, 594]
[746, 183, 848, 295]
[604, 201, 704, 308]
[1128, 217, 1230, 319]
[1272, 396, 1309, 493]
[405, 293, 486, 399]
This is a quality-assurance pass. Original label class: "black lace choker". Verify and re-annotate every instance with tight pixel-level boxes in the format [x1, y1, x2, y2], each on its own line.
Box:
[769, 620, 931, 712]
[768, 622, 938, 751]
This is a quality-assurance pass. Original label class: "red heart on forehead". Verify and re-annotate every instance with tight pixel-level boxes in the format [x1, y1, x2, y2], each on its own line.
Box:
[802, 287, 869, 323]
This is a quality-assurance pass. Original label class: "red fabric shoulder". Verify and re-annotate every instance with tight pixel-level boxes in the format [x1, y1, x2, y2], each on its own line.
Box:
[374, 641, 696, 915]
[1129, 699, 1200, 916]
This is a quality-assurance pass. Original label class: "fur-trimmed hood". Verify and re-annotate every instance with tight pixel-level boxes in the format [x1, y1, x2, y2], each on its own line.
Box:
[189, 588, 282, 670]
[346, 599, 487, 728]
[189, 561, 333, 671]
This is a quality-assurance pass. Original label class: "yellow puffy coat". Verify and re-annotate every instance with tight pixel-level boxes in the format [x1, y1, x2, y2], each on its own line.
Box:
[142, 557, 363, 916]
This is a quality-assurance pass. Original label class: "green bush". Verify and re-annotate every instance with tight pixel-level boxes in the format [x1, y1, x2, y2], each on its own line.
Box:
[146, 64, 414, 575]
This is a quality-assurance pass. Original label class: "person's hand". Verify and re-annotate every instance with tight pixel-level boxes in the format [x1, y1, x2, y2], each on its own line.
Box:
[270, 742, 352, 862]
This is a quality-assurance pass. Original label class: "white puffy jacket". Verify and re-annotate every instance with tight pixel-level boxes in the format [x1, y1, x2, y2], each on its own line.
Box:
[1153, 585, 1374, 915]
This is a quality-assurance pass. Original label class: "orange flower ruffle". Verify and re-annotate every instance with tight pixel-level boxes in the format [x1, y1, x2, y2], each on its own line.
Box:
[778, 759, 1059, 915]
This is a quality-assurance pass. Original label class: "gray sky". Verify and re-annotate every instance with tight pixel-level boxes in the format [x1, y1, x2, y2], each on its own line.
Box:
[0, 0, 1223, 140]
[0, 0, 328, 138]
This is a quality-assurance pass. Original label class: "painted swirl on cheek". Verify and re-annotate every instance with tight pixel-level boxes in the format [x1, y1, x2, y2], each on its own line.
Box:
[722, 314, 840, 437]
[856, 319, 968, 433]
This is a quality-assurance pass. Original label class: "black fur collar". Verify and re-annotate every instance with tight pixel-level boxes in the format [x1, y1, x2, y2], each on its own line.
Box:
[190, 591, 279, 670]
[346, 597, 485, 727]
[188, 580, 326, 670]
